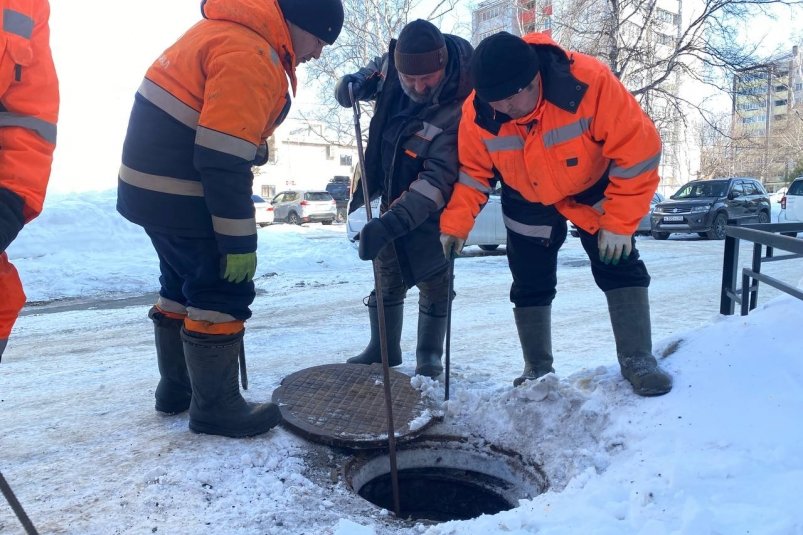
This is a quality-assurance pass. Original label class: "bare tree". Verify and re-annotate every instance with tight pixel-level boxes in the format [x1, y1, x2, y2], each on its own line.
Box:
[298, 0, 460, 144]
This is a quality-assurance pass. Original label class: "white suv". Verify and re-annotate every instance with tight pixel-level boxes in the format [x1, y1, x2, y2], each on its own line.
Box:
[780, 177, 803, 225]
[271, 190, 337, 225]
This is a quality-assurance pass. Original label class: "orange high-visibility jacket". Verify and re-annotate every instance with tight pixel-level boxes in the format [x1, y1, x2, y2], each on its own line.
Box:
[0, 0, 59, 223]
[0, 0, 58, 341]
[117, 0, 296, 255]
[441, 33, 660, 239]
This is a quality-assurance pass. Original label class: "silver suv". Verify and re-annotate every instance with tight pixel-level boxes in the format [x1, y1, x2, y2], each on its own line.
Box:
[271, 190, 337, 225]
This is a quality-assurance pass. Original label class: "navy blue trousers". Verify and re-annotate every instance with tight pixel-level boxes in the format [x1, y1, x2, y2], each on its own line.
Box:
[146, 230, 255, 320]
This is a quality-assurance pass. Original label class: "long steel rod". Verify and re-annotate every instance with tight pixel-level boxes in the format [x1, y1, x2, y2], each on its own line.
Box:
[0, 471, 39, 535]
[444, 254, 455, 401]
[349, 83, 401, 516]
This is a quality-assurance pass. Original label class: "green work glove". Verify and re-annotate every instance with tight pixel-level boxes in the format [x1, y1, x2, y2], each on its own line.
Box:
[440, 233, 465, 259]
[222, 252, 257, 283]
[598, 229, 633, 265]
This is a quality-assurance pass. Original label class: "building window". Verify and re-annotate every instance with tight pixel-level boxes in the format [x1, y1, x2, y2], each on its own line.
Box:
[340, 154, 352, 167]
[656, 32, 674, 46]
[774, 99, 788, 107]
[655, 7, 678, 25]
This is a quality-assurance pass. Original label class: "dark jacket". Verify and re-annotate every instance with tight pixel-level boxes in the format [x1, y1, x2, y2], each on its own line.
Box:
[349, 34, 473, 285]
[117, 0, 295, 255]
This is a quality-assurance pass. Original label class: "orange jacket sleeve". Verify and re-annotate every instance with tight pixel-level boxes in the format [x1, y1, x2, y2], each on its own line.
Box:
[587, 64, 660, 235]
[440, 96, 496, 240]
[0, 0, 59, 223]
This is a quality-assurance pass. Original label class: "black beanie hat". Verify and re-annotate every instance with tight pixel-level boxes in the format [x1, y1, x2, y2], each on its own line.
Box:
[471, 32, 540, 102]
[278, 0, 344, 45]
[394, 19, 448, 76]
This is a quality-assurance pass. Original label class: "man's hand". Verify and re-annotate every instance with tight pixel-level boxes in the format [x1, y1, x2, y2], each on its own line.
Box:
[358, 217, 394, 260]
[222, 253, 257, 283]
[334, 75, 363, 107]
[598, 229, 632, 265]
[440, 233, 465, 259]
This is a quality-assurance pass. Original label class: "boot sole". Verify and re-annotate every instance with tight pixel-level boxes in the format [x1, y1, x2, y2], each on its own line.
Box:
[632, 385, 672, 397]
[346, 359, 402, 366]
[415, 367, 443, 379]
[188, 405, 282, 438]
[155, 398, 191, 415]
[189, 415, 281, 438]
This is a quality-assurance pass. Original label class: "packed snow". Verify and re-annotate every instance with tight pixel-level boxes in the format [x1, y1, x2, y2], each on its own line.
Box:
[1, 190, 802, 534]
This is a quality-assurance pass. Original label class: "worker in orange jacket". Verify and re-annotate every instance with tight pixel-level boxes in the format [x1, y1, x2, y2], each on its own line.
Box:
[0, 0, 59, 362]
[440, 32, 671, 396]
[117, 0, 343, 437]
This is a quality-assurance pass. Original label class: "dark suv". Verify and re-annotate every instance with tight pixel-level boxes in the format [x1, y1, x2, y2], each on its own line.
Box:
[651, 177, 771, 240]
[325, 177, 350, 222]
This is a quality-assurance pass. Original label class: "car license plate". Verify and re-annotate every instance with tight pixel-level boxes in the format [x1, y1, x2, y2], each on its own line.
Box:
[663, 215, 683, 222]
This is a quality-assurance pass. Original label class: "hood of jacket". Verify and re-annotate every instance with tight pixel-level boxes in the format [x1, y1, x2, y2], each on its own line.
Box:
[435, 34, 474, 105]
[523, 32, 587, 114]
[201, 0, 298, 92]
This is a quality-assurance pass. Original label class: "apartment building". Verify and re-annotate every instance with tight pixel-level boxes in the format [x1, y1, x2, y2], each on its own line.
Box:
[253, 118, 357, 200]
[731, 45, 803, 188]
[471, 0, 553, 46]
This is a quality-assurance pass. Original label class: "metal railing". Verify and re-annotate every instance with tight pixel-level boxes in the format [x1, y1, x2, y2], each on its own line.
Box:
[720, 222, 803, 315]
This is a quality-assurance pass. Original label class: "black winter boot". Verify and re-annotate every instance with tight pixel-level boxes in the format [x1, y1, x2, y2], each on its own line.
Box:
[149, 307, 192, 414]
[513, 306, 555, 387]
[606, 287, 673, 397]
[347, 299, 403, 366]
[415, 311, 446, 378]
[182, 329, 280, 437]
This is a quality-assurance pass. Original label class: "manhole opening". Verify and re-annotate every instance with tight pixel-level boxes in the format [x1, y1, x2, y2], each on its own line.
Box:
[344, 437, 548, 523]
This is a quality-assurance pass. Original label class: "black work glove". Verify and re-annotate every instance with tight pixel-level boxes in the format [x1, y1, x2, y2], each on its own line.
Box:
[358, 211, 407, 261]
[0, 188, 25, 253]
[334, 74, 363, 107]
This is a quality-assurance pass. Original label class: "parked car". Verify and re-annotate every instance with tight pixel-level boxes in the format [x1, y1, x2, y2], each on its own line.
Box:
[569, 192, 664, 238]
[346, 186, 507, 251]
[251, 194, 274, 227]
[650, 177, 771, 240]
[325, 178, 350, 223]
[271, 190, 337, 225]
[779, 177, 803, 229]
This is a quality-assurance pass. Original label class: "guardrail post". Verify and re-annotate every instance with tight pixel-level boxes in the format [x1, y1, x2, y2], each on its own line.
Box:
[720, 231, 740, 315]
[749, 243, 763, 311]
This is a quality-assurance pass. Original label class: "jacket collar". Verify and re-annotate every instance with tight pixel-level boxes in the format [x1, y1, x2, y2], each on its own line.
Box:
[201, 0, 298, 94]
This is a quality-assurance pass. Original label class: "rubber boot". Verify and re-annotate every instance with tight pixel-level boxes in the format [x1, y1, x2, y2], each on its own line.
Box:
[149, 307, 192, 414]
[347, 299, 403, 366]
[415, 311, 446, 378]
[606, 287, 673, 397]
[512, 306, 555, 387]
[182, 328, 281, 437]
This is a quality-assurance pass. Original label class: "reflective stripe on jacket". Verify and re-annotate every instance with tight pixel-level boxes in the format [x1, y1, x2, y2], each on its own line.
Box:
[117, 0, 296, 254]
[0, 0, 59, 223]
[441, 32, 660, 239]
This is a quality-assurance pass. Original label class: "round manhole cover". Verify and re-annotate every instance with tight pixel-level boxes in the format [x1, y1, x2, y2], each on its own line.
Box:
[272, 363, 437, 449]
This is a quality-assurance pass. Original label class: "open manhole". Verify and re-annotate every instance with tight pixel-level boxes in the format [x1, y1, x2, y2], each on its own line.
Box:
[343, 436, 549, 522]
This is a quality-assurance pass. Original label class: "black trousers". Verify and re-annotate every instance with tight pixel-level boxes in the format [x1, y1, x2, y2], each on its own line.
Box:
[502, 186, 650, 308]
[367, 240, 451, 317]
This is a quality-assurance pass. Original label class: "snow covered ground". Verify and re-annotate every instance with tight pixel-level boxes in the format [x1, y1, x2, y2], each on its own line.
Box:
[1, 190, 802, 534]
